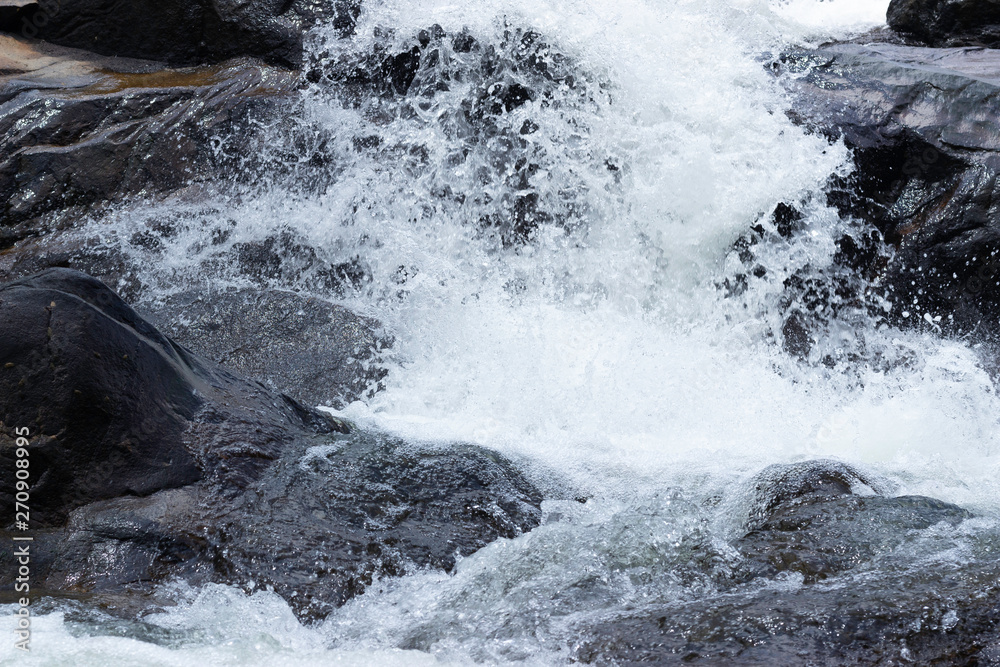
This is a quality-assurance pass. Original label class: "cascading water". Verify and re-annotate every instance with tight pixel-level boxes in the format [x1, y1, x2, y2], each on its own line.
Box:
[7, 0, 1000, 664]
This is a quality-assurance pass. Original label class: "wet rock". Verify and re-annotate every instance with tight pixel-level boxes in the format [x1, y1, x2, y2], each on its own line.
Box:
[0, 268, 203, 525]
[576, 562, 1000, 664]
[736, 460, 968, 583]
[0, 267, 341, 526]
[215, 434, 543, 617]
[304, 23, 613, 247]
[141, 287, 389, 409]
[0, 229, 144, 300]
[574, 460, 983, 665]
[888, 0, 1000, 48]
[738, 494, 969, 582]
[741, 459, 890, 529]
[0, 35, 298, 239]
[776, 43, 1000, 340]
[0, 269, 543, 617]
[0, 0, 360, 68]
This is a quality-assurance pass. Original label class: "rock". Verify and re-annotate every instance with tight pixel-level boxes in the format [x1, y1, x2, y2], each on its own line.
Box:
[740, 459, 891, 530]
[0, 0, 361, 68]
[0, 35, 298, 242]
[0, 269, 543, 617]
[888, 0, 1000, 48]
[0, 267, 338, 526]
[305, 23, 613, 247]
[573, 460, 983, 665]
[734, 460, 968, 583]
[775, 43, 1000, 340]
[575, 562, 1000, 664]
[213, 434, 543, 617]
[140, 287, 390, 409]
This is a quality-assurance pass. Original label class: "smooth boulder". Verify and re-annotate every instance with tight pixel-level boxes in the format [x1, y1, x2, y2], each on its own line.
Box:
[0, 268, 205, 525]
[0, 269, 543, 617]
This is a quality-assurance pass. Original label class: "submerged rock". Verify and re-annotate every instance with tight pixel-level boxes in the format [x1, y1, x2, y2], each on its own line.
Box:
[574, 460, 984, 665]
[735, 460, 969, 583]
[888, 0, 1000, 48]
[0, 269, 542, 617]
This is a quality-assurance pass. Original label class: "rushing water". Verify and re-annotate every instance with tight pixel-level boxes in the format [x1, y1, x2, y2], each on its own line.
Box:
[8, 0, 1000, 663]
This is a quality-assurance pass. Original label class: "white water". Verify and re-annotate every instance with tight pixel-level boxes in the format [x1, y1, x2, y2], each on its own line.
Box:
[11, 0, 1000, 663]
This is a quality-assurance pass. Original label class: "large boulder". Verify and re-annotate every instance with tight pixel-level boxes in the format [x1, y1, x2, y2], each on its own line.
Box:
[0, 269, 543, 617]
[0, 0, 361, 68]
[774, 43, 1000, 341]
[888, 0, 1000, 48]
[0, 267, 341, 526]
[0, 268, 205, 525]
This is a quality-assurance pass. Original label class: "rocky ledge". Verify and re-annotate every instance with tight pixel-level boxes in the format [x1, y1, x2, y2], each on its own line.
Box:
[0, 34, 298, 251]
[751, 4, 1000, 359]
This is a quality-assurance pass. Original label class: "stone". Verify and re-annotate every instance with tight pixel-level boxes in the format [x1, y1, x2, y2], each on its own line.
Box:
[0, 0, 362, 68]
[140, 287, 390, 409]
[774, 43, 1000, 341]
[573, 460, 983, 665]
[0, 269, 543, 618]
[0, 34, 298, 242]
[888, 0, 1000, 48]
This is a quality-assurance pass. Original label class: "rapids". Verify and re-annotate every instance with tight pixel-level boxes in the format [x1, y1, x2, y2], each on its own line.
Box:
[8, 0, 1000, 664]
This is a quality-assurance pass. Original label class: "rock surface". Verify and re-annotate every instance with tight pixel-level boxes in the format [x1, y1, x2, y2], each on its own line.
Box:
[888, 0, 1000, 48]
[0, 35, 298, 246]
[141, 287, 389, 409]
[776, 42, 1000, 340]
[0, 0, 361, 68]
[0, 269, 543, 618]
[574, 460, 987, 665]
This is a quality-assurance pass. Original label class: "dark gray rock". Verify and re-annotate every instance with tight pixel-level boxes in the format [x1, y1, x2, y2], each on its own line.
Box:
[0, 35, 298, 240]
[888, 0, 1000, 48]
[0, 267, 342, 526]
[140, 288, 390, 409]
[573, 460, 984, 665]
[775, 43, 1000, 340]
[0, 0, 361, 68]
[0, 269, 543, 618]
[0, 268, 203, 526]
[735, 461, 969, 583]
[212, 434, 543, 617]
[575, 563, 1000, 664]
